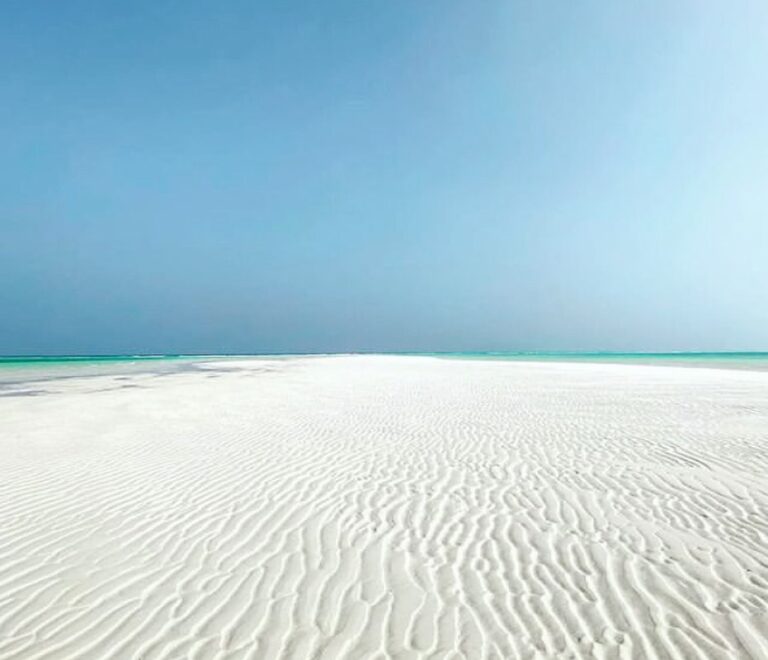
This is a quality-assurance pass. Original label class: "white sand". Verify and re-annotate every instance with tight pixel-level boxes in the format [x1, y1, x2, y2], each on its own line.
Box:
[1, 355, 767, 659]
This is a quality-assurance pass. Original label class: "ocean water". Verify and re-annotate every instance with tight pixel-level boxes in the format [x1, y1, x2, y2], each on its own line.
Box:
[2, 352, 768, 387]
[0, 355, 209, 386]
[0, 354, 304, 386]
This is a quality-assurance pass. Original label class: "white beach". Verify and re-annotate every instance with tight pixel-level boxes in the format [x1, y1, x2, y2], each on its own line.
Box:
[1, 355, 767, 659]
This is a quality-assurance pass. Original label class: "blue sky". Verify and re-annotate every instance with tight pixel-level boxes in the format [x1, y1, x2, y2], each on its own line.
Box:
[2, 1, 767, 354]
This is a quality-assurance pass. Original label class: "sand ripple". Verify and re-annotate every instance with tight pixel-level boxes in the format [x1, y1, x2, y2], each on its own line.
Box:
[1, 356, 767, 659]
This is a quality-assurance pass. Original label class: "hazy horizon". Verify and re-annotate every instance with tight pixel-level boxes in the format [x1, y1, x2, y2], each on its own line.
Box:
[2, 1, 767, 355]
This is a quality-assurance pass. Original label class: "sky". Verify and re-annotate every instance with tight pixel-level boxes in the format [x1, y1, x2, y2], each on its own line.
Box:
[1, 1, 767, 355]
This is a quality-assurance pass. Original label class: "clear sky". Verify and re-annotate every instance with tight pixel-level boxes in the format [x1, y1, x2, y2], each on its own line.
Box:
[2, 1, 767, 355]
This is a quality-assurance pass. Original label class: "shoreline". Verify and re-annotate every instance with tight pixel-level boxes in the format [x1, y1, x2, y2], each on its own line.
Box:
[3, 351, 768, 389]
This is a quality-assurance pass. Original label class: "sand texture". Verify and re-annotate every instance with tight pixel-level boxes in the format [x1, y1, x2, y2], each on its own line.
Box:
[1, 356, 767, 659]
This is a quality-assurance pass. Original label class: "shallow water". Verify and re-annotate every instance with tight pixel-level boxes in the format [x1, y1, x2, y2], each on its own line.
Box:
[2, 352, 768, 387]
[0, 355, 219, 386]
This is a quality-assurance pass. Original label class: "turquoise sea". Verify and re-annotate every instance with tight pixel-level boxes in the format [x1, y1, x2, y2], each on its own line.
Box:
[0, 353, 308, 385]
[2, 352, 768, 386]
[0, 354, 214, 385]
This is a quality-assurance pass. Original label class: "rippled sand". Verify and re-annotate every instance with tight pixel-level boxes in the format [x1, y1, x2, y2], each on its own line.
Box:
[1, 356, 767, 659]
